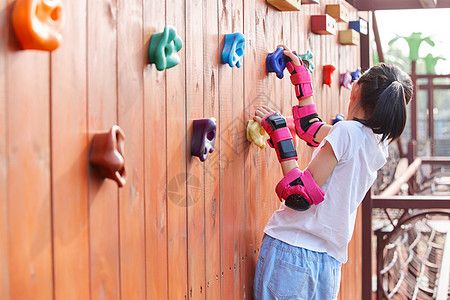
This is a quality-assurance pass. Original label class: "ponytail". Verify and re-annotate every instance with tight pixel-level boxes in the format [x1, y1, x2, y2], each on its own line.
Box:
[356, 63, 413, 142]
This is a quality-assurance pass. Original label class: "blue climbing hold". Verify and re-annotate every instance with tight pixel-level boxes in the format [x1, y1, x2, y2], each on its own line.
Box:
[221, 33, 245, 68]
[333, 114, 344, 125]
[351, 67, 361, 82]
[266, 47, 287, 79]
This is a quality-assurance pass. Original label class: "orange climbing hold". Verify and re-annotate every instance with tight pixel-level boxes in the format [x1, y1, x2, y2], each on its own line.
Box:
[12, 0, 65, 51]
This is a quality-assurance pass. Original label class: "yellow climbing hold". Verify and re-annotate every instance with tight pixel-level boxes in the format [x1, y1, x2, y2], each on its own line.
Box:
[246, 120, 269, 149]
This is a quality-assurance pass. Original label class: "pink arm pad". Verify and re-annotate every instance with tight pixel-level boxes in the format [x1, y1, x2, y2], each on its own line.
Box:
[260, 112, 278, 135]
[288, 66, 312, 85]
[261, 112, 298, 162]
[269, 127, 292, 145]
[293, 103, 318, 116]
[292, 104, 324, 147]
[294, 84, 313, 100]
[286, 60, 313, 100]
[275, 168, 325, 205]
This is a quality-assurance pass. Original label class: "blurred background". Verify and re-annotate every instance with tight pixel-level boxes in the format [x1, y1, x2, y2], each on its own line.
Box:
[375, 9, 450, 159]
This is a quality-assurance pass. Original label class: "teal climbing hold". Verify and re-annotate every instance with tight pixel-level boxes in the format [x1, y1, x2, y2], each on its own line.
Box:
[299, 50, 314, 73]
[148, 25, 183, 71]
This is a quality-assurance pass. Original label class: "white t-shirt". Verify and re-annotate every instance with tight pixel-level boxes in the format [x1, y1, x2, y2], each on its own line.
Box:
[264, 120, 389, 263]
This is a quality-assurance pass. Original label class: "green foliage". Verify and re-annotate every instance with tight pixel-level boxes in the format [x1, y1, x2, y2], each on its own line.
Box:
[384, 45, 411, 73]
[388, 32, 435, 62]
[373, 42, 411, 73]
[373, 32, 445, 74]
[423, 54, 446, 74]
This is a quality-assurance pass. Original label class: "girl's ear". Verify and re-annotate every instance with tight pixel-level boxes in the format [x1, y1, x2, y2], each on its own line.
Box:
[350, 82, 361, 102]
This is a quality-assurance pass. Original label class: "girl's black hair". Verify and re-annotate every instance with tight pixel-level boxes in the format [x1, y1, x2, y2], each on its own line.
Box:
[354, 63, 413, 142]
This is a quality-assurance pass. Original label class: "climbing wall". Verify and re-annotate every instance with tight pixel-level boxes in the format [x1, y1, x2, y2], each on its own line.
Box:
[0, 0, 367, 299]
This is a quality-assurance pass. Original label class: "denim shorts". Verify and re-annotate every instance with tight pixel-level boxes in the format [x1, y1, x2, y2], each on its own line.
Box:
[254, 234, 342, 300]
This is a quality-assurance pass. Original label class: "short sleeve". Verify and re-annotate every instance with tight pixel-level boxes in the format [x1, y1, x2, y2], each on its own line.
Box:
[322, 122, 352, 161]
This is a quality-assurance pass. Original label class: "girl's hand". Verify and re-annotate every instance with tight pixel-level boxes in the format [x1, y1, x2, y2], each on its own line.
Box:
[277, 44, 301, 66]
[253, 105, 278, 125]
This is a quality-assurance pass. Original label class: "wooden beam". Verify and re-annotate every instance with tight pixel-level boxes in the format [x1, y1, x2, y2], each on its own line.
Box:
[420, 156, 450, 164]
[372, 195, 450, 208]
[372, 11, 384, 63]
[361, 192, 373, 300]
[380, 158, 422, 197]
[416, 74, 450, 79]
[352, 0, 450, 10]
[418, 84, 450, 89]
[359, 13, 372, 71]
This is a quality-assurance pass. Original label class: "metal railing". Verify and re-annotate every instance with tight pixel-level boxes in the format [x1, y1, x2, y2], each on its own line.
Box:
[362, 158, 450, 299]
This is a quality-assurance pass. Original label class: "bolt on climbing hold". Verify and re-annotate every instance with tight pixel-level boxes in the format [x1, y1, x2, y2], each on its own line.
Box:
[191, 118, 216, 162]
[340, 70, 352, 89]
[299, 50, 314, 73]
[246, 120, 269, 149]
[221, 33, 245, 68]
[323, 64, 336, 87]
[148, 25, 183, 71]
[89, 125, 127, 187]
[333, 114, 344, 125]
[351, 67, 362, 82]
[12, 0, 65, 51]
[267, 47, 287, 79]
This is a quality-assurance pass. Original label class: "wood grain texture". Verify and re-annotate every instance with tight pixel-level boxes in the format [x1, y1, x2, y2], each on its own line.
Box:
[254, 0, 272, 259]
[218, 1, 233, 299]
[242, 0, 258, 297]
[6, 1, 53, 296]
[218, 0, 246, 298]
[230, 2, 245, 299]
[0, 0, 8, 297]
[0, 0, 366, 299]
[165, 0, 188, 298]
[51, 0, 90, 298]
[143, 0, 168, 299]
[186, 0, 206, 298]
[117, 0, 146, 298]
[203, 0, 221, 299]
[87, 1, 121, 299]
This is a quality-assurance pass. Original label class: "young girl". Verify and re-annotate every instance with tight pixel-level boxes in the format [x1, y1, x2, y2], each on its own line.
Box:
[252, 46, 413, 300]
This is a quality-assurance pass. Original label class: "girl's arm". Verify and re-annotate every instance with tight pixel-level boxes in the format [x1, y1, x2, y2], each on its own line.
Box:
[278, 143, 337, 188]
[254, 106, 337, 187]
[281, 47, 333, 146]
[294, 94, 332, 146]
[306, 141, 337, 187]
[254, 106, 337, 210]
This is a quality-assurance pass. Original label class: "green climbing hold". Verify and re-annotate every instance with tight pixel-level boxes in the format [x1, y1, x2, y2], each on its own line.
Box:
[148, 25, 183, 71]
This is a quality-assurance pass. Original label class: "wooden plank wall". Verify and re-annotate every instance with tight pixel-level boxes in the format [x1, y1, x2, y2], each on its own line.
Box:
[0, 0, 365, 299]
